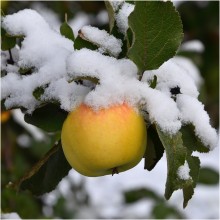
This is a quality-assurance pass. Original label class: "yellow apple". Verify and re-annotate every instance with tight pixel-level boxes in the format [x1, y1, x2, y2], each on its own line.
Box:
[61, 103, 147, 177]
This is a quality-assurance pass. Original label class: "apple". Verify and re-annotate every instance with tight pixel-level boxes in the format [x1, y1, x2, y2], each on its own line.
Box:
[61, 103, 147, 177]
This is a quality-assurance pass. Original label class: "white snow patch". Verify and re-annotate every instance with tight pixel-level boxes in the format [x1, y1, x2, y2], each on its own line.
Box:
[180, 40, 205, 53]
[177, 161, 191, 180]
[12, 109, 46, 141]
[80, 25, 122, 57]
[96, 10, 109, 25]
[115, 2, 135, 35]
[17, 134, 32, 148]
[142, 57, 200, 98]
[172, 56, 204, 89]
[31, 2, 61, 31]
[1, 212, 21, 219]
[109, 0, 124, 12]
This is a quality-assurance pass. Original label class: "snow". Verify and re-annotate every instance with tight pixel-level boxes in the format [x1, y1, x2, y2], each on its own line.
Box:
[17, 134, 32, 148]
[172, 56, 204, 89]
[180, 40, 205, 53]
[108, 1, 134, 35]
[142, 57, 218, 148]
[109, 1, 124, 12]
[80, 25, 122, 57]
[42, 78, 90, 112]
[115, 2, 135, 35]
[1, 212, 21, 219]
[142, 57, 200, 98]
[1, 9, 75, 113]
[12, 109, 46, 141]
[177, 161, 191, 180]
[67, 48, 137, 82]
[31, 2, 61, 31]
[96, 10, 109, 25]
[176, 94, 218, 150]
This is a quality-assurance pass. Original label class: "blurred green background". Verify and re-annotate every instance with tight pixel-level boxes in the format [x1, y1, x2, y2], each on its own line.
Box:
[1, 1, 219, 219]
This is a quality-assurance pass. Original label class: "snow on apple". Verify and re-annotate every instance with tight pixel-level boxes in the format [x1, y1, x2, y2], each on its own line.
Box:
[1, 8, 218, 154]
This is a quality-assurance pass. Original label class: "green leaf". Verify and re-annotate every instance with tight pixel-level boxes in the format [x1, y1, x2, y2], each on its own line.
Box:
[156, 127, 187, 200]
[74, 35, 98, 50]
[1, 28, 16, 51]
[198, 167, 219, 185]
[19, 67, 35, 75]
[181, 124, 210, 153]
[24, 104, 68, 132]
[128, 1, 183, 72]
[60, 21, 75, 42]
[150, 75, 157, 89]
[33, 86, 45, 101]
[144, 125, 164, 171]
[16, 142, 71, 196]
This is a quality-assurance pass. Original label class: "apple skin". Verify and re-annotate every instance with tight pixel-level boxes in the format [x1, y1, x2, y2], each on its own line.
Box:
[61, 103, 147, 177]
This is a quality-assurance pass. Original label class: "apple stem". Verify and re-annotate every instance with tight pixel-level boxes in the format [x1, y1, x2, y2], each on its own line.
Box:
[112, 167, 119, 176]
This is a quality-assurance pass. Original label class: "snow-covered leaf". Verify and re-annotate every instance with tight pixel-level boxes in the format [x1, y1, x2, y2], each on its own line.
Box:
[128, 1, 183, 72]
[79, 26, 122, 57]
